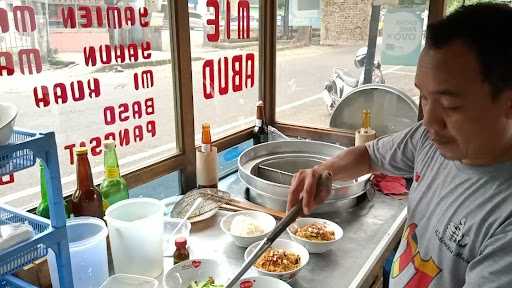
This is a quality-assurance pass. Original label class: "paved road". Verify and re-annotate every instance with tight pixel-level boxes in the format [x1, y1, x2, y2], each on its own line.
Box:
[0, 42, 418, 209]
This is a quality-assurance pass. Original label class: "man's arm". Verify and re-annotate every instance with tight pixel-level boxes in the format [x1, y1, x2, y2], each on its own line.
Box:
[287, 122, 426, 215]
[317, 145, 375, 181]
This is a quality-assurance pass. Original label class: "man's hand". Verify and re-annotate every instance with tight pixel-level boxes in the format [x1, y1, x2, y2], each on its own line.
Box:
[287, 166, 333, 215]
[287, 145, 374, 215]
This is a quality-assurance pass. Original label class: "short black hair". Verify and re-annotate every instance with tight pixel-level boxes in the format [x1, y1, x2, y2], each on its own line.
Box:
[426, 3, 512, 98]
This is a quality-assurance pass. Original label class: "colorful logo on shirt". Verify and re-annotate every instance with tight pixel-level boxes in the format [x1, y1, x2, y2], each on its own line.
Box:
[391, 223, 441, 287]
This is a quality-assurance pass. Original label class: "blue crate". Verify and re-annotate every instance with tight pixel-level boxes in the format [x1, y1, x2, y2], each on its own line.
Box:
[0, 205, 50, 276]
[0, 129, 73, 287]
[0, 131, 37, 177]
[1, 275, 38, 288]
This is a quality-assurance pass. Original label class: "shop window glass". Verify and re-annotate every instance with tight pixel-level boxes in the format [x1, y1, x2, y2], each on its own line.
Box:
[0, 0, 178, 209]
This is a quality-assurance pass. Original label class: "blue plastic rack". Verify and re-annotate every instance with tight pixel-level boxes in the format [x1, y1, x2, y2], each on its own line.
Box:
[0, 129, 73, 287]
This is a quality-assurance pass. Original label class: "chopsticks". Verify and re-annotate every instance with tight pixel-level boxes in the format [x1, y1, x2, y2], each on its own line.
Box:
[218, 199, 286, 219]
[200, 189, 287, 219]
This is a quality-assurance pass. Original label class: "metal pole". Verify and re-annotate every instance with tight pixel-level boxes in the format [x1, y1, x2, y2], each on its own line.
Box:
[284, 0, 289, 38]
[363, 3, 381, 85]
[46, 0, 50, 61]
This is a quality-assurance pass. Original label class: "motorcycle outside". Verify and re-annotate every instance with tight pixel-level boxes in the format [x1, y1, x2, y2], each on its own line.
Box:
[322, 47, 385, 114]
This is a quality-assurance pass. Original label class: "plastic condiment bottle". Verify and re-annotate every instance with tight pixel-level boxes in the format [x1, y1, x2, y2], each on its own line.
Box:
[197, 122, 218, 189]
[173, 237, 190, 265]
[201, 123, 212, 153]
[355, 109, 376, 146]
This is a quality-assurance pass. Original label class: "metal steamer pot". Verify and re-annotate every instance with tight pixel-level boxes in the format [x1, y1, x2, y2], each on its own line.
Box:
[238, 140, 371, 213]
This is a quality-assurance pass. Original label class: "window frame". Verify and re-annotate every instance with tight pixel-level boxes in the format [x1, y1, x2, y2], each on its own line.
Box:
[114, 0, 448, 195]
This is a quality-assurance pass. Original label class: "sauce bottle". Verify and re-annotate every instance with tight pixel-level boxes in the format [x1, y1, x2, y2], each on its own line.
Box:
[100, 140, 128, 212]
[253, 101, 268, 145]
[173, 237, 190, 265]
[71, 147, 104, 218]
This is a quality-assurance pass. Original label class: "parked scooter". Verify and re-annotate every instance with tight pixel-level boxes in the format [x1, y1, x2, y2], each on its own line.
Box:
[322, 47, 385, 114]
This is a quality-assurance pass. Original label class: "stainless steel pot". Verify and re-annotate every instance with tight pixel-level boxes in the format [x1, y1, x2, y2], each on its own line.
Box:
[238, 140, 370, 213]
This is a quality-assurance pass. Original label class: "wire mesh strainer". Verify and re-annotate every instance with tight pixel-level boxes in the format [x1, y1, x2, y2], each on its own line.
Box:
[170, 188, 231, 219]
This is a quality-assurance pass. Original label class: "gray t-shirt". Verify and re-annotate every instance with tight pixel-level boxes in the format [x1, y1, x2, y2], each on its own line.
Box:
[366, 122, 512, 288]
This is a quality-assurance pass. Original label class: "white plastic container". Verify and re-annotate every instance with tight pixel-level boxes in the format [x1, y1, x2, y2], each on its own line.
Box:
[48, 217, 109, 288]
[104, 198, 164, 278]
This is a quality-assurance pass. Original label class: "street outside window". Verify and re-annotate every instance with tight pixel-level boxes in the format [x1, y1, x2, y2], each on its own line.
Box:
[275, 0, 428, 130]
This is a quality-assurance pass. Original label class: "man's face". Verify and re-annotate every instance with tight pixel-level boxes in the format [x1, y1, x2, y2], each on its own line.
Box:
[415, 41, 512, 165]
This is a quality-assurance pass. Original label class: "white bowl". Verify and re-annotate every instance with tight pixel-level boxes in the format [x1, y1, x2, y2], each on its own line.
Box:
[244, 239, 309, 283]
[220, 211, 276, 247]
[0, 103, 17, 145]
[163, 217, 192, 255]
[164, 259, 291, 288]
[164, 259, 227, 288]
[287, 217, 343, 254]
[236, 276, 292, 288]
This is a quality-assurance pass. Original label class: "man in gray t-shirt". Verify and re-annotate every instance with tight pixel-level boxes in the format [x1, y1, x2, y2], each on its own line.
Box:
[288, 3, 512, 287]
[367, 122, 512, 287]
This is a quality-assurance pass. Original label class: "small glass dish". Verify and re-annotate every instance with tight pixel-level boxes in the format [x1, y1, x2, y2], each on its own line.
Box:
[100, 274, 158, 288]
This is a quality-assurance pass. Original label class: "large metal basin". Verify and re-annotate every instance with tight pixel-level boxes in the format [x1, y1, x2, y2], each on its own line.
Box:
[330, 84, 419, 135]
[238, 140, 370, 212]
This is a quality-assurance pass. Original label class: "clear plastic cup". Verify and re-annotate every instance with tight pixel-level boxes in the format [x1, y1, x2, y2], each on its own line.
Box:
[48, 217, 108, 288]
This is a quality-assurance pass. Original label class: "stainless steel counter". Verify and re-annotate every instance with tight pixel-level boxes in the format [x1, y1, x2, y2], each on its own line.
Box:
[156, 173, 407, 288]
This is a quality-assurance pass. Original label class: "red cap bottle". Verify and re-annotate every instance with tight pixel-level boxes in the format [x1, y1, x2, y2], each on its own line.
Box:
[173, 237, 190, 265]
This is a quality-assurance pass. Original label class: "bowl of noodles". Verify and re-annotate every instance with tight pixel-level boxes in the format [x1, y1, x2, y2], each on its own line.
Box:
[244, 239, 309, 283]
[287, 217, 343, 254]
